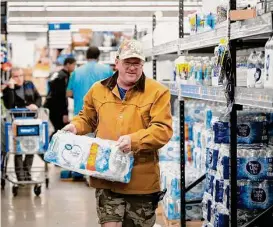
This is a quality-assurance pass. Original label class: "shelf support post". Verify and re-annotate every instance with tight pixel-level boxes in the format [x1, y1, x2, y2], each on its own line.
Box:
[229, 1, 238, 227]
[178, 1, 186, 227]
[152, 14, 157, 80]
[179, 100, 186, 227]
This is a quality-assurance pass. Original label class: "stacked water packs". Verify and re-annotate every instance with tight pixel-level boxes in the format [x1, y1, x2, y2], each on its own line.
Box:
[160, 116, 181, 220]
[203, 111, 273, 227]
[160, 115, 204, 221]
[267, 112, 273, 145]
[44, 131, 134, 183]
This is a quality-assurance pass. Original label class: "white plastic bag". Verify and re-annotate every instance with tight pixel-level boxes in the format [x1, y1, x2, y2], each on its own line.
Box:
[44, 131, 134, 183]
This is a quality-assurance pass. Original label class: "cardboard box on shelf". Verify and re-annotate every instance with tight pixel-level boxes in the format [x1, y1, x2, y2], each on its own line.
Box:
[72, 29, 92, 47]
[230, 9, 256, 21]
[32, 77, 48, 97]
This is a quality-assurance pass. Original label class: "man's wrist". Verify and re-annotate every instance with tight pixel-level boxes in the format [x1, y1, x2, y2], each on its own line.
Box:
[129, 133, 140, 152]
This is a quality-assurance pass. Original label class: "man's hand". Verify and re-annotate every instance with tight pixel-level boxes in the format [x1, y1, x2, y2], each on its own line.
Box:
[8, 78, 16, 89]
[62, 123, 77, 134]
[117, 135, 131, 153]
[26, 104, 38, 111]
[63, 115, 69, 124]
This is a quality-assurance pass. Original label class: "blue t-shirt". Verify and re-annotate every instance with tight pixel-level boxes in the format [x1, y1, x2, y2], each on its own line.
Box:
[117, 85, 127, 100]
[67, 61, 113, 115]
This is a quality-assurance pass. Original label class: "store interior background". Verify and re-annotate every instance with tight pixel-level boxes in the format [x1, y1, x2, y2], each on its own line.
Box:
[2, 0, 273, 227]
[4, 0, 210, 121]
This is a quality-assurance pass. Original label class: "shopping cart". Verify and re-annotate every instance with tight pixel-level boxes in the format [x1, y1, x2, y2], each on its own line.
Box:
[1, 108, 49, 196]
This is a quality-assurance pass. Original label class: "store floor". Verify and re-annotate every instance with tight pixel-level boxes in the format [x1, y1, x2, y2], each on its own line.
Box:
[1, 158, 100, 227]
[1, 156, 166, 227]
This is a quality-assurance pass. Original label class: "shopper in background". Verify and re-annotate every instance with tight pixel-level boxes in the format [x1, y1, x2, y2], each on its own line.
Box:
[66, 46, 113, 116]
[44, 57, 76, 138]
[2, 67, 42, 181]
[63, 40, 173, 227]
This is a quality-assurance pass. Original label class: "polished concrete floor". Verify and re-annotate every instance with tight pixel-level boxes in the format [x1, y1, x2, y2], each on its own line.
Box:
[1, 157, 165, 227]
[1, 156, 100, 227]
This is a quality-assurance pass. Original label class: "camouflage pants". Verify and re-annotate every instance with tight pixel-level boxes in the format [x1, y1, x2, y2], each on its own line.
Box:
[95, 189, 158, 227]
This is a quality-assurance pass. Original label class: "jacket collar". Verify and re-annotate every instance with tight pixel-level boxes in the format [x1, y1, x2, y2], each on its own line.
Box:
[101, 71, 146, 92]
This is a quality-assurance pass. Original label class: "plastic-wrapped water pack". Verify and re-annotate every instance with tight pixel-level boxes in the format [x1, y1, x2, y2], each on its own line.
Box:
[212, 204, 229, 227]
[237, 113, 268, 144]
[206, 144, 220, 172]
[44, 131, 134, 183]
[205, 174, 215, 197]
[202, 192, 213, 223]
[217, 145, 229, 180]
[160, 162, 204, 220]
[237, 180, 273, 210]
[160, 161, 181, 220]
[237, 145, 273, 181]
[266, 112, 273, 144]
[202, 197, 229, 227]
[159, 141, 180, 162]
[186, 164, 206, 201]
[171, 116, 180, 141]
[213, 177, 230, 209]
[213, 113, 268, 144]
[237, 209, 263, 227]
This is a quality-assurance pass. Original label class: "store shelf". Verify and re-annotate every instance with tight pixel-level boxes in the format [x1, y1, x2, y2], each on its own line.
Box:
[180, 23, 227, 52]
[145, 12, 273, 56]
[153, 40, 179, 56]
[235, 87, 273, 110]
[178, 84, 273, 110]
[99, 46, 118, 52]
[180, 84, 227, 103]
[74, 46, 88, 51]
[74, 46, 118, 52]
[143, 48, 153, 58]
[231, 12, 273, 40]
[76, 60, 87, 65]
[160, 81, 179, 96]
[99, 61, 115, 65]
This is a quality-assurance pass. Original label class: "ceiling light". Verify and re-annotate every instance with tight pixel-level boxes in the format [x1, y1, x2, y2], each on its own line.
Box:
[9, 6, 178, 12]
[8, 1, 202, 7]
[7, 24, 150, 33]
[8, 17, 178, 23]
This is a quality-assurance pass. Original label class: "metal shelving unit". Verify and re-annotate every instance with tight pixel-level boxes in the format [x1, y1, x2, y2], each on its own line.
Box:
[149, 0, 273, 227]
[146, 12, 273, 57]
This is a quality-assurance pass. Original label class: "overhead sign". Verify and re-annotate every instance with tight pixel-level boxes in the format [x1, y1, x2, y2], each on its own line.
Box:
[48, 23, 72, 48]
[48, 23, 71, 31]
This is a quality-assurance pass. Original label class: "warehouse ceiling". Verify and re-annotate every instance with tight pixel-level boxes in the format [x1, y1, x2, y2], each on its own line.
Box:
[7, 0, 202, 32]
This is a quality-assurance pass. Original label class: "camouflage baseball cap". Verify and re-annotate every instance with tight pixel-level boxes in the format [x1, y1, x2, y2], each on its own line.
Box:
[117, 39, 145, 61]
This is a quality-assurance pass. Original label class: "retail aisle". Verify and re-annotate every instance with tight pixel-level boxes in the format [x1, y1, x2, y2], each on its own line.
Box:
[1, 157, 100, 227]
[1, 157, 165, 227]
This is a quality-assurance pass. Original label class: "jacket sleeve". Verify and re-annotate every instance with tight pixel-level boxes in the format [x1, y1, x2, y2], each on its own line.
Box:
[129, 89, 173, 153]
[2, 87, 15, 109]
[71, 87, 97, 135]
[32, 83, 42, 107]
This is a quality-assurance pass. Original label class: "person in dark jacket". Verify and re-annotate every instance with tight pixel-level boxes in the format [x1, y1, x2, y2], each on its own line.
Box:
[44, 57, 76, 138]
[2, 67, 42, 181]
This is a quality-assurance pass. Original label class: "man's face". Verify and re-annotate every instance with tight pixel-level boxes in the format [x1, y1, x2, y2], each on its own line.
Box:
[116, 58, 144, 85]
[67, 62, 76, 73]
[12, 69, 24, 86]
